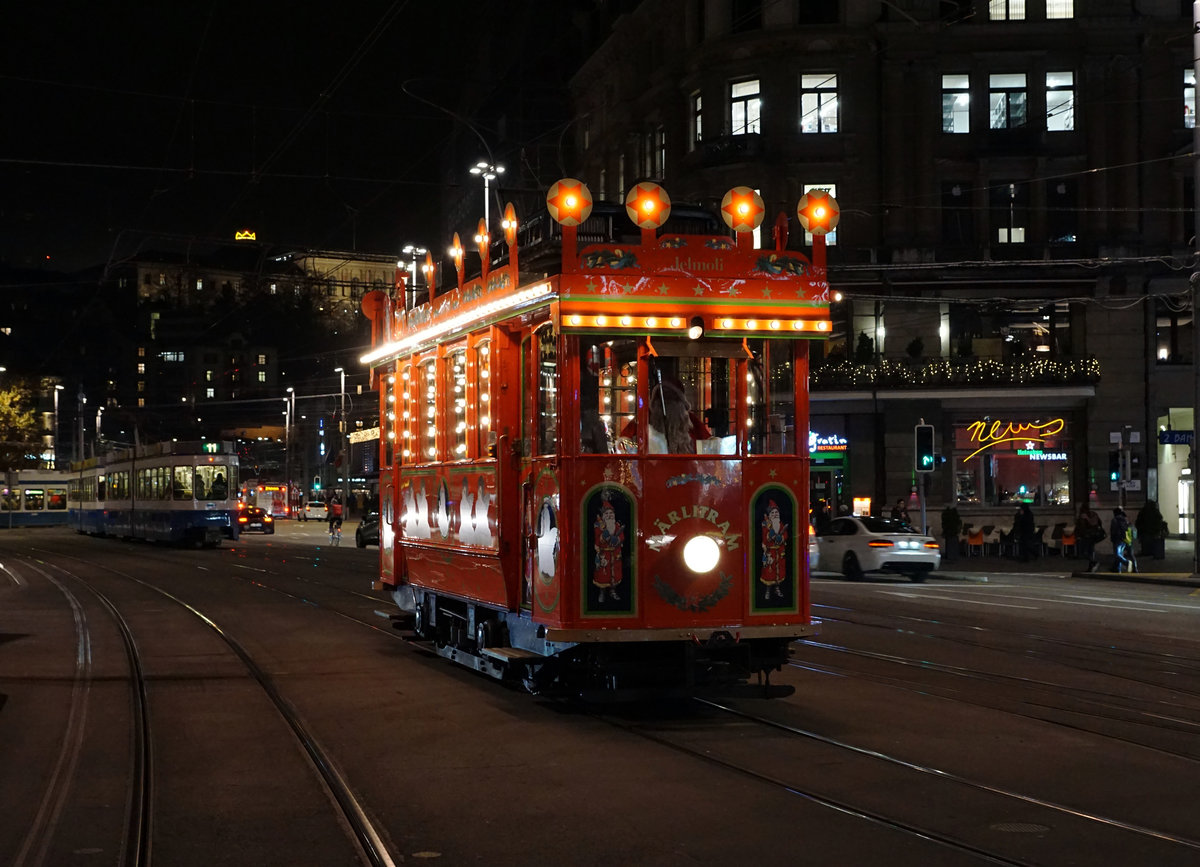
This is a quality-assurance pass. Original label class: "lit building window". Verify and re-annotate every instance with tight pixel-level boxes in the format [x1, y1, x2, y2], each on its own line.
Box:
[257, 371, 266, 383]
[196, 278, 203, 291]
[257, 354, 266, 365]
[989, 73, 1027, 129]
[1045, 71, 1074, 131]
[206, 370, 214, 382]
[1045, 0, 1072, 18]
[988, 0, 1025, 20]
[206, 388, 215, 398]
[1186, 70, 1195, 129]
[991, 181, 1028, 244]
[690, 92, 703, 149]
[942, 74, 970, 133]
[800, 74, 838, 133]
[730, 79, 761, 135]
[137, 363, 145, 374]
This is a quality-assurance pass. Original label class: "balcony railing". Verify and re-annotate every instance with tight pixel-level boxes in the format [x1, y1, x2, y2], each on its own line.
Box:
[811, 355, 1101, 391]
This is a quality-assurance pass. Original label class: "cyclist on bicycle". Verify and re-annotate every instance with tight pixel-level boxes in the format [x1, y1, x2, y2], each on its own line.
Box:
[327, 496, 344, 539]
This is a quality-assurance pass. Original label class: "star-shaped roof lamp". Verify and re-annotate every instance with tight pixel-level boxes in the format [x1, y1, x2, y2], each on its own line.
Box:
[721, 186, 765, 233]
[796, 190, 841, 235]
[625, 182, 672, 230]
[546, 178, 593, 227]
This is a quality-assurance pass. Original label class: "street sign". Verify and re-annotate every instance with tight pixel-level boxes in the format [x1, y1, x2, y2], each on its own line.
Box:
[1159, 430, 1194, 445]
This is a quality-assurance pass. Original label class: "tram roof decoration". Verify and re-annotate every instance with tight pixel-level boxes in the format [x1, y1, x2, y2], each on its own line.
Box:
[721, 187, 765, 233]
[360, 179, 834, 365]
[796, 190, 840, 235]
[625, 182, 672, 230]
[546, 178, 593, 226]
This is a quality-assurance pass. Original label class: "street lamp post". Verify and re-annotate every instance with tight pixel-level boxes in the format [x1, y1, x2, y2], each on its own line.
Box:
[469, 161, 504, 230]
[401, 244, 427, 309]
[334, 367, 349, 513]
[284, 387, 295, 514]
[95, 406, 104, 454]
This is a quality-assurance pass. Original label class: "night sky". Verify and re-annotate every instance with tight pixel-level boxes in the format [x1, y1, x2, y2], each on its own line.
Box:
[1, 2, 604, 272]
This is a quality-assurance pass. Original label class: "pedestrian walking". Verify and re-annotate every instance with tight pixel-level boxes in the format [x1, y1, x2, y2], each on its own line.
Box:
[1110, 508, 1136, 573]
[1076, 503, 1104, 573]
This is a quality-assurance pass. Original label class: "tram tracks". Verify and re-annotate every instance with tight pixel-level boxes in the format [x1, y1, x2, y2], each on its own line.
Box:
[806, 612, 1200, 755]
[20, 538, 1200, 863]
[595, 693, 1200, 867]
[10, 550, 400, 867]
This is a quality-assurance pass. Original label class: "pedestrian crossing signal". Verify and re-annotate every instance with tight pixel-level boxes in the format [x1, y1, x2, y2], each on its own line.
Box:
[914, 424, 936, 472]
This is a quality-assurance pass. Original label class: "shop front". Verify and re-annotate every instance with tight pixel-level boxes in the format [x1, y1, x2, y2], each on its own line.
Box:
[809, 429, 848, 520]
[947, 411, 1081, 545]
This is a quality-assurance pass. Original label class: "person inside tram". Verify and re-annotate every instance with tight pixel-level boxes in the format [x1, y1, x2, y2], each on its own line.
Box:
[580, 409, 611, 455]
[210, 472, 227, 499]
[647, 376, 712, 454]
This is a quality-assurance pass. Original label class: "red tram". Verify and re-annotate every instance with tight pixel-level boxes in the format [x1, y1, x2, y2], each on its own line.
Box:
[361, 181, 837, 698]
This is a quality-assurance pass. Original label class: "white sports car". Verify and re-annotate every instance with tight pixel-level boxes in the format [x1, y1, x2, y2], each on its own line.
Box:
[817, 515, 941, 582]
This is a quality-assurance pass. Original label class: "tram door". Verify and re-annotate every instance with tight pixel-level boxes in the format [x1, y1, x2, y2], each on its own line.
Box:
[520, 323, 563, 614]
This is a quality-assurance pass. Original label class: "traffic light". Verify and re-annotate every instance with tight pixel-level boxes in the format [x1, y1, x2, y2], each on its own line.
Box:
[914, 424, 936, 472]
[1108, 451, 1121, 482]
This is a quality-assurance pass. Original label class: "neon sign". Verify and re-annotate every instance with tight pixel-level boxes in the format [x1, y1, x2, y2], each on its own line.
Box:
[963, 417, 1065, 461]
[809, 431, 848, 453]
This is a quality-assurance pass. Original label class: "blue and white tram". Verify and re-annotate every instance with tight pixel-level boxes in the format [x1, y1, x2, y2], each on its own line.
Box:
[68, 441, 240, 545]
[0, 469, 72, 528]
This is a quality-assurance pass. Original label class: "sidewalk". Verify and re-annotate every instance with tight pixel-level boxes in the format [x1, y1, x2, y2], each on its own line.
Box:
[934, 537, 1200, 588]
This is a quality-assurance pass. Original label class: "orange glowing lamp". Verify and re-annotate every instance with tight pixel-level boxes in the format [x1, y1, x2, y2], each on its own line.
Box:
[546, 178, 593, 226]
[796, 190, 840, 235]
[502, 202, 519, 246]
[625, 182, 671, 229]
[720, 186, 765, 233]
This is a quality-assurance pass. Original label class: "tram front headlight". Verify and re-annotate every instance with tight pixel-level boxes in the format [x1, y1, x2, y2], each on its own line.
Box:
[682, 534, 721, 574]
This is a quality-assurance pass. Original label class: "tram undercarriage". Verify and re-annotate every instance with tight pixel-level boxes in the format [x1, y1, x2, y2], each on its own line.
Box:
[389, 587, 798, 700]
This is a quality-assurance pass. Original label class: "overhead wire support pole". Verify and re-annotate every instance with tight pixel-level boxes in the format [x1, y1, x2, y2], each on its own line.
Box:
[1193, 2, 1200, 576]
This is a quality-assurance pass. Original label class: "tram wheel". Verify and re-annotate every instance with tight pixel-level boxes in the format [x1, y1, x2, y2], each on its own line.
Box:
[414, 600, 428, 638]
[843, 552, 865, 582]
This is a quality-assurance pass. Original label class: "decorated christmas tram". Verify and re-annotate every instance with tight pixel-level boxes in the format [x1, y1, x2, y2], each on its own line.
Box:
[361, 180, 838, 698]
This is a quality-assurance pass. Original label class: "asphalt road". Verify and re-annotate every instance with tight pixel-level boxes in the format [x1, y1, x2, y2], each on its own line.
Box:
[2, 522, 1199, 865]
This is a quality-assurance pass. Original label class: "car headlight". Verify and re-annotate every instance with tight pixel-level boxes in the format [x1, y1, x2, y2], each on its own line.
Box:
[682, 534, 721, 574]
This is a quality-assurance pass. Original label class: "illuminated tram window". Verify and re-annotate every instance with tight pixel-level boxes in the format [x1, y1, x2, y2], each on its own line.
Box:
[475, 340, 491, 457]
[398, 365, 412, 463]
[447, 347, 468, 459]
[420, 359, 437, 461]
[536, 325, 559, 456]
